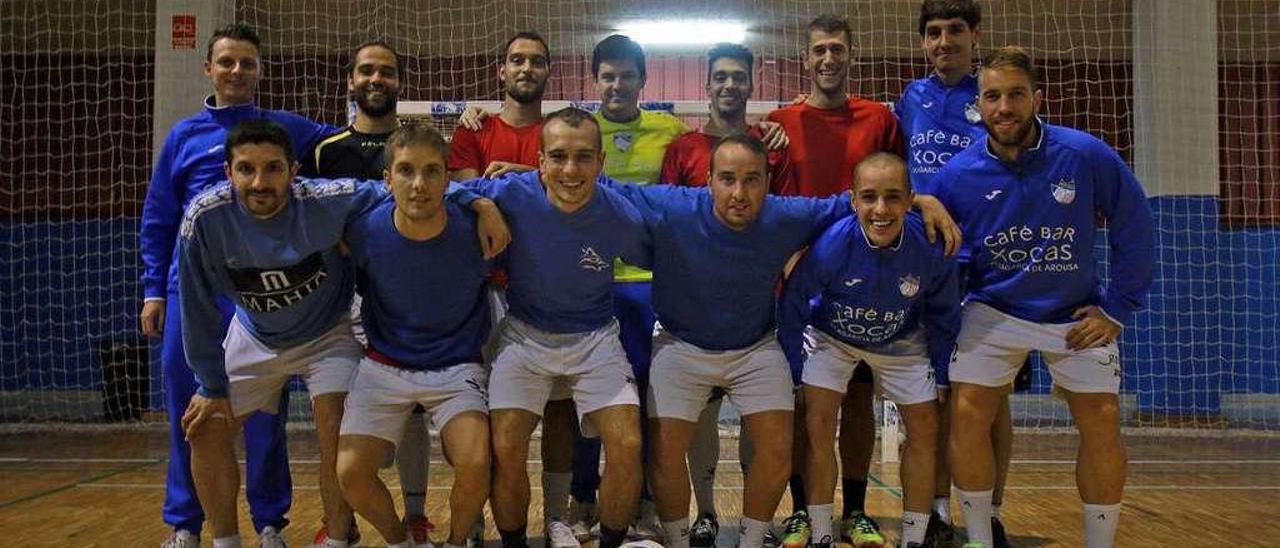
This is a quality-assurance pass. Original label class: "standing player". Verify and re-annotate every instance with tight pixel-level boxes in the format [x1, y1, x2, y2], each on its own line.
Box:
[936, 46, 1153, 548]
[780, 153, 960, 548]
[139, 24, 336, 548]
[336, 123, 493, 548]
[464, 108, 647, 548]
[764, 15, 911, 547]
[302, 39, 440, 547]
[449, 31, 550, 180]
[894, 3, 1019, 545]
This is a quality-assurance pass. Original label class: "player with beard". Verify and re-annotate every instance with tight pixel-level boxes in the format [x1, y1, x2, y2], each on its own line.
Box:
[449, 32, 550, 180]
[935, 47, 1153, 548]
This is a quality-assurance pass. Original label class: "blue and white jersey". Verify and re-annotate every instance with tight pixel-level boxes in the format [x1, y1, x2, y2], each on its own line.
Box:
[346, 197, 492, 371]
[463, 171, 649, 334]
[603, 182, 851, 351]
[894, 73, 987, 195]
[177, 178, 385, 397]
[778, 214, 961, 383]
[933, 121, 1155, 326]
[141, 97, 338, 301]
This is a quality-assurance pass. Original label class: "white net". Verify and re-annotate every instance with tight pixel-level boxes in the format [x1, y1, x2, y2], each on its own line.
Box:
[1, 0, 1276, 431]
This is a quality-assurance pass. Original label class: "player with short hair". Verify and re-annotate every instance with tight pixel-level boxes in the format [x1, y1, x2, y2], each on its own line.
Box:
[895, 3, 1020, 545]
[139, 23, 338, 548]
[599, 134, 851, 548]
[450, 31, 550, 180]
[936, 46, 1154, 548]
[335, 123, 493, 548]
[463, 108, 648, 548]
[780, 152, 960, 548]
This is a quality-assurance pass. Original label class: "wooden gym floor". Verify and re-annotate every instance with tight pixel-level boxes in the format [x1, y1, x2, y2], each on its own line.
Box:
[0, 427, 1276, 547]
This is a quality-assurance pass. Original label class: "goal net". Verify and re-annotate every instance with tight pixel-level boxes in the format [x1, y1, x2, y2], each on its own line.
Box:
[1, 1, 1276, 432]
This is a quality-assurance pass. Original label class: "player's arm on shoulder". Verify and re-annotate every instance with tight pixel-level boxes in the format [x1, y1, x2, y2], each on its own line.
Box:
[912, 193, 961, 257]
[457, 105, 494, 131]
[482, 161, 536, 179]
[755, 120, 790, 150]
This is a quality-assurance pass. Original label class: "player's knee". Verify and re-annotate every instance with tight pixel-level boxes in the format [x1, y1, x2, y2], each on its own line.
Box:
[490, 430, 528, 466]
[452, 446, 491, 478]
[804, 406, 838, 443]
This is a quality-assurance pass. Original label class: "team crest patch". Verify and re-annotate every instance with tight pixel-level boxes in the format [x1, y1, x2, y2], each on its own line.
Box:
[579, 246, 609, 272]
[1052, 178, 1077, 204]
[898, 274, 921, 298]
[613, 131, 633, 152]
[964, 101, 981, 124]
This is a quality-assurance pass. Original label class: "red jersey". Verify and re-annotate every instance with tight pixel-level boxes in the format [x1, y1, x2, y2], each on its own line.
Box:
[448, 116, 543, 173]
[660, 125, 796, 192]
[763, 97, 904, 197]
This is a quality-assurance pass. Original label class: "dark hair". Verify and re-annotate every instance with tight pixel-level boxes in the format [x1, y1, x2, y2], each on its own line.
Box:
[918, 0, 982, 36]
[853, 152, 911, 193]
[384, 121, 448, 167]
[504, 31, 550, 61]
[706, 43, 754, 84]
[807, 14, 852, 46]
[225, 119, 294, 164]
[206, 24, 261, 61]
[592, 34, 646, 80]
[709, 132, 768, 173]
[982, 45, 1039, 89]
[346, 40, 405, 79]
[541, 107, 602, 151]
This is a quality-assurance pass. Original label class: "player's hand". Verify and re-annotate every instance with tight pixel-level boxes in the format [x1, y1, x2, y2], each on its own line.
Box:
[457, 106, 493, 131]
[483, 161, 535, 179]
[791, 93, 809, 105]
[913, 194, 962, 256]
[1065, 305, 1121, 351]
[473, 198, 511, 259]
[181, 394, 231, 440]
[140, 299, 166, 338]
[756, 121, 790, 150]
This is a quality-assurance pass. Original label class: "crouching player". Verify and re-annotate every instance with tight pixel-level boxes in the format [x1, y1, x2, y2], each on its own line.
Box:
[336, 123, 496, 548]
[780, 153, 960, 548]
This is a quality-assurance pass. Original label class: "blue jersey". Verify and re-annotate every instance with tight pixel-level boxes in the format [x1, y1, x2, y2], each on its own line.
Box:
[778, 214, 961, 383]
[934, 121, 1155, 326]
[177, 179, 385, 397]
[346, 197, 492, 370]
[141, 97, 338, 300]
[605, 182, 850, 351]
[464, 171, 649, 334]
[894, 73, 987, 195]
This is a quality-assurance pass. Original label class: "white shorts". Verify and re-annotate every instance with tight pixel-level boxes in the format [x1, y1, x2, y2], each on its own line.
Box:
[648, 330, 795, 422]
[224, 316, 362, 416]
[950, 302, 1121, 394]
[340, 358, 489, 446]
[802, 330, 937, 406]
[487, 317, 639, 435]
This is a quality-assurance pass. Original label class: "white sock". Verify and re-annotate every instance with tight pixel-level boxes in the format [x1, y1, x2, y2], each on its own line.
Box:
[933, 497, 952, 524]
[738, 516, 771, 548]
[807, 504, 834, 544]
[542, 471, 572, 523]
[1083, 502, 1121, 548]
[212, 536, 242, 548]
[955, 488, 994, 547]
[662, 518, 691, 548]
[991, 502, 1002, 519]
[322, 539, 349, 548]
[900, 511, 929, 546]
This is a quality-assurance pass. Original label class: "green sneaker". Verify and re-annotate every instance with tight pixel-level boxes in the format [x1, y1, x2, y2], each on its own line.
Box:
[780, 510, 812, 548]
[841, 513, 885, 547]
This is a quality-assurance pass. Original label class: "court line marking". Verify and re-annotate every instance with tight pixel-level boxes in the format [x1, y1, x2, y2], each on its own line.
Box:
[0, 461, 153, 509]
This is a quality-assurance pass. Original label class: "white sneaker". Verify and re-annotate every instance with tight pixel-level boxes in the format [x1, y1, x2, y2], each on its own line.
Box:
[258, 526, 287, 548]
[161, 529, 201, 548]
[545, 520, 581, 548]
[567, 499, 599, 540]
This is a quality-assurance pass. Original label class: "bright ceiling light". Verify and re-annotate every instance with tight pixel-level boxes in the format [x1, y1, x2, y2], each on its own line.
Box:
[618, 20, 747, 45]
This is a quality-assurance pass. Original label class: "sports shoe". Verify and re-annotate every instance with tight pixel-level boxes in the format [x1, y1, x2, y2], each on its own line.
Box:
[546, 520, 581, 548]
[841, 513, 885, 547]
[404, 515, 436, 545]
[312, 523, 360, 547]
[779, 510, 811, 548]
[629, 500, 662, 540]
[258, 526, 286, 548]
[161, 529, 200, 548]
[923, 512, 956, 548]
[567, 499, 599, 540]
[689, 513, 719, 547]
[762, 528, 780, 548]
[990, 516, 1012, 548]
